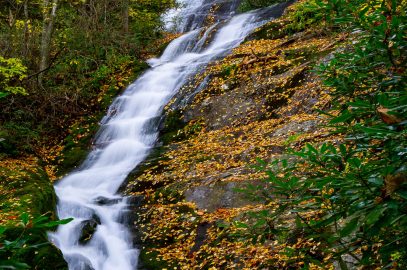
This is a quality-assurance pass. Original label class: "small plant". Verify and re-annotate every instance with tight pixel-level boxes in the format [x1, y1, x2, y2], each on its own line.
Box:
[284, 0, 328, 33]
[0, 56, 27, 99]
[0, 213, 72, 269]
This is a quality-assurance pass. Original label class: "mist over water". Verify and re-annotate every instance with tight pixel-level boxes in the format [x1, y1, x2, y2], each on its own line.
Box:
[50, 1, 281, 269]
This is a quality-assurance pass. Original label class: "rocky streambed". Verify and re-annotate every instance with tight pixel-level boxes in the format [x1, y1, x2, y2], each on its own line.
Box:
[122, 2, 346, 269]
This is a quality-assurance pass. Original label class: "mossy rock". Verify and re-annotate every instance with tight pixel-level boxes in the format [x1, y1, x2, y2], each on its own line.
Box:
[266, 66, 308, 112]
[78, 219, 99, 244]
[283, 45, 317, 60]
[151, 184, 186, 204]
[159, 109, 187, 145]
[57, 146, 88, 176]
[138, 249, 171, 270]
[33, 244, 68, 270]
[238, 0, 287, 13]
[0, 164, 57, 217]
[0, 161, 68, 269]
[248, 20, 289, 40]
[55, 114, 102, 176]
[4, 227, 68, 270]
[123, 145, 170, 193]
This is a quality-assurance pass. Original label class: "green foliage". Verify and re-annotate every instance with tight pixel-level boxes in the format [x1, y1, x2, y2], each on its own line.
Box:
[241, 141, 407, 267]
[240, 0, 407, 268]
[249, 0, 332, 39]
[238, 0, 285, 12]
[0, 56, 27, 98]
[0, 213, 72, 270]
[0, 0, 175, 157]
[219, 64, 238, 77]
[284, 0, 328, 33]
[0, 162, 72, 269]
[0, 121, 40, 156]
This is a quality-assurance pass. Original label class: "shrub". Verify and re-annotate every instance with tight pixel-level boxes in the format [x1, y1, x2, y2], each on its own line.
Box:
[238, 0, 286, 12]
[240, 0, 407, 268]
[0, 56, 27, 98]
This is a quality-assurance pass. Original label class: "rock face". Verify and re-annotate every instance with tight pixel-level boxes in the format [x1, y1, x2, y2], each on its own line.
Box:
[185, 180, 263, 212]
[93, 196, 122, 206]
[183, 84, 267, 130]
[123, 1, 342, 269]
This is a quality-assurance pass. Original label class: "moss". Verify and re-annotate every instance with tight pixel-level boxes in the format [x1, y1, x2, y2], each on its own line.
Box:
[139, 249, 171, 270]
[219, 64, 238, 77]
[238, 0, 286, 13]
[0, 165, 56, 217]
[152, 185, 185, 204]
[124, 145, 171, 194]
[0, 159, 68, 269]
[58, 147, 88, 175]
[249, 20, 289, 40]
[159, 110, 187, 145]
[4, 226, 68, 270]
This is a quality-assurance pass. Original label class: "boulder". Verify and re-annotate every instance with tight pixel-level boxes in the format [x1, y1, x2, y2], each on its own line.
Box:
[78, 218, 99, 244]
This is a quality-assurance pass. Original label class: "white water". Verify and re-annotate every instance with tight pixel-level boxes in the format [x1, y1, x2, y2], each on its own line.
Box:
[50, 1, 278, 269]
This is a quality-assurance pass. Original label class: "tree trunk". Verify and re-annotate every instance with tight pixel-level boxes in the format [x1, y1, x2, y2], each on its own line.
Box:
[123, 0, 129, 34]
[39, 0, 58, 84]
[8, 7, 14, 28]
[22, 0, 29, 57]
[104, 0, 107, 26]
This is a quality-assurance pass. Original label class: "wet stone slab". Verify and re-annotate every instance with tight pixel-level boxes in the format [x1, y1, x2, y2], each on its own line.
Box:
[184, 179, 264, 212]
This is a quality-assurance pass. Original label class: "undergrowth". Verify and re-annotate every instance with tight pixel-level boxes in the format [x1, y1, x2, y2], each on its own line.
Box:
[238, 0, 407, 268]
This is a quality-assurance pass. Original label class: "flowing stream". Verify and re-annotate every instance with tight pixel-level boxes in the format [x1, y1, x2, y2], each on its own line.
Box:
[50, 1, 289, 269]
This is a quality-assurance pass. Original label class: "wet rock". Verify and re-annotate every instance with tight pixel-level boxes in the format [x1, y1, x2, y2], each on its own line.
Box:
[141, 115, 161, 135]
[138, 250, 169, 270]
[92, 214, 101, 225]
[272, 120, 319, 138]
[184, 85, 265, 130]
[120, 145, 170, 194]
[190, 222, 212, 254]
[127, 195, 145, 207]
[158, 110, 187, 144]
[93, 196, 122, 206]
[66, 254, 95, 270]
[185, 180, 263, 212]
[79, 219, 99, 244]
[117, 209, 133, 226]
[333, 254, 360, 270]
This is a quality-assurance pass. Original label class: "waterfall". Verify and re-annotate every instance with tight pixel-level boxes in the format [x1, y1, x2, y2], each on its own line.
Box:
[50, 1, 289, 269]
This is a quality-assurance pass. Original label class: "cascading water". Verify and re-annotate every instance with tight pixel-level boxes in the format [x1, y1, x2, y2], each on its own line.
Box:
[50, 1, 290, 269]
